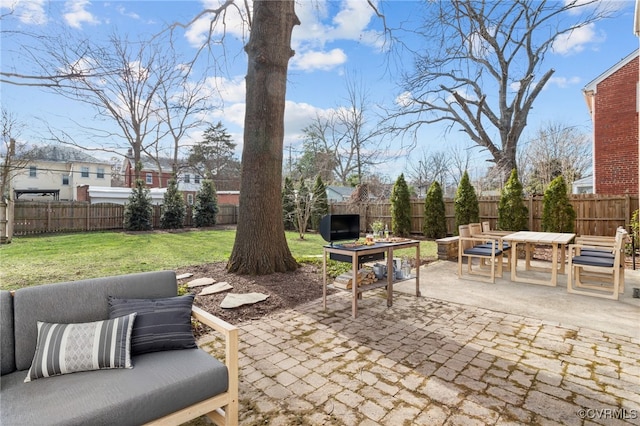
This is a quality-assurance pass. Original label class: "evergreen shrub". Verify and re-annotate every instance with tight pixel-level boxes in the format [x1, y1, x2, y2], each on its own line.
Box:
[390, 173, 412, 237]
[497, 169, 528, 231]
[454, 170, 479, 234]
[423, 181, 447, 238]
[541, 175, 576, 233]
[193, 179, 219, 227]
[160, 178, 185, 229]
[124, 179, 153, 231]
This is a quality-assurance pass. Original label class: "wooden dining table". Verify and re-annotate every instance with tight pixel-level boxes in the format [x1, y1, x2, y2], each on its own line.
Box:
[502, 231, 576, 286]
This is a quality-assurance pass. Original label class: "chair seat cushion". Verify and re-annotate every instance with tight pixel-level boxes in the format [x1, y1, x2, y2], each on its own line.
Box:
[1, 349, 228, 426]
[464, 247, 503, 256]
[572, 255, 615, 268]
[477, 242, 511, 250]
[579, 248, 614, 258]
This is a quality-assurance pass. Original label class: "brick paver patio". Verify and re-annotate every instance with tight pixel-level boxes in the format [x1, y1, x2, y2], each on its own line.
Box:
[199, 287, 640, 425]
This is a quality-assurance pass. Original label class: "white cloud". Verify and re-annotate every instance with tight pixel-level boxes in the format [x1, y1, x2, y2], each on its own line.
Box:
[551, 23, 599, 55]
[1, 0, 47, 25]
[548, 76, 581, 89]
[116, 5, 139, 20]
[63, 0, 99, 29]
[291, 48, 347, 72]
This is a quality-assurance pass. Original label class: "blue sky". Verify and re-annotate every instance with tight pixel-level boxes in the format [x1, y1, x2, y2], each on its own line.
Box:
[1, 0, 639, 180]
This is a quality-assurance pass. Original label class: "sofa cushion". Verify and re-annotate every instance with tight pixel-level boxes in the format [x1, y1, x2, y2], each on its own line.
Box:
[1, 348, 228, 426]
[13, 271, 177, 371]
[25, 313, 136, 382]
[1, 290, 15, 375]
[108, 294, 196, 354]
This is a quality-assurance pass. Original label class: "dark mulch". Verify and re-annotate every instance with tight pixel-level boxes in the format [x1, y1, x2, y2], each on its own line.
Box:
[176, 261, 333, 325]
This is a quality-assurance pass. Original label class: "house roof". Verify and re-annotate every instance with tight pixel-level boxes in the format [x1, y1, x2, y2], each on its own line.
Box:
[29, 145, 103, 163]
[582, 49, 639, 114]
[583, 49, 639, 92]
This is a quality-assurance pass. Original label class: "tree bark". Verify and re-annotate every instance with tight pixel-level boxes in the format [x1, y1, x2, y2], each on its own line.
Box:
[227, 0, 300, 274]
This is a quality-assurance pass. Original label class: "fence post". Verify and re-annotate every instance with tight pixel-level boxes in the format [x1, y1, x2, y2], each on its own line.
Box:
[86, 203, 90, 231]
[47, 201, 52, 233]
[625, 194, 631, 227]
[0, 199, 10, 244]
[528, 197, 534, 231]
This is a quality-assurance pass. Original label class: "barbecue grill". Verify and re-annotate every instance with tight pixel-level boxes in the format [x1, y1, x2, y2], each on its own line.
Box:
[319, 214, 385, 265]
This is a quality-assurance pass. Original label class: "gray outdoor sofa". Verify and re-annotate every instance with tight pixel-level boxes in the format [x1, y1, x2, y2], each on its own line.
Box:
[1, 270, 238, 426]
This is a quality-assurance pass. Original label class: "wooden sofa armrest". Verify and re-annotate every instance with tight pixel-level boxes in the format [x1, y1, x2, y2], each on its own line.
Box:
[191, 305, 239, 426]
[191, 305, 239, 372]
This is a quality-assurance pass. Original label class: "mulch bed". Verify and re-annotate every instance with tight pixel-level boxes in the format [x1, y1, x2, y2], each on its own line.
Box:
[176, 261, 332, 325]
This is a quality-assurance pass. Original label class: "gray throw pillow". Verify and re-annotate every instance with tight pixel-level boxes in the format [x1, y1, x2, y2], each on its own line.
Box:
[25, 313, 136, 382]
[108, 294, 196, 355]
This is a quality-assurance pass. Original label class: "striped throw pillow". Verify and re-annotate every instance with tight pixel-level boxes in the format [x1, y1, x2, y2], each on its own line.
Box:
[108, 294, 196, 355]
[24, 313, 136, 382]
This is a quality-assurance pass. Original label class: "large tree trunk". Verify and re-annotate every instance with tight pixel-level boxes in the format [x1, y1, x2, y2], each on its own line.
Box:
[227, 0, 300, 275]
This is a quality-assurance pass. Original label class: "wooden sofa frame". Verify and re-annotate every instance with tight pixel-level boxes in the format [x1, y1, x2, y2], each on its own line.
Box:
[147, 305, 239, 426]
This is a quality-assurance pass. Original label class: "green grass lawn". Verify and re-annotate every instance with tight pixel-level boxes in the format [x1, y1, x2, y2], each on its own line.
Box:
[0, 230, 437, 290]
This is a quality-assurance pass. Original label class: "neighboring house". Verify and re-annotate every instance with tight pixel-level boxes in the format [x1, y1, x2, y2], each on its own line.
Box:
[326, 185, 355, 202]
[123, 150, 175, 189]
[572, 175, 594, 194]
[123, 151, 201, 204]
[122, 150, 241, 205]
[11, 145, 112, 201]
[583, 49, 639, 195]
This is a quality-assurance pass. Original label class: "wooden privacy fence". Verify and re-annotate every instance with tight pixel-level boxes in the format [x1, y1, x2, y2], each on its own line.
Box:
[11, 202, 238, 236]
[329, 194, 639, 237]
[8, 194, 639, 237]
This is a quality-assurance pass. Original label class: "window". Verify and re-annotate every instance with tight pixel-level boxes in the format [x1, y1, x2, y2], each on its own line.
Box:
[194, 175, 200, 184]
[187, 194, 194, 205]
[146, 173, 153, 184]
[81, 167, 89, 178]
[97, 168, 105, 179]
[29, 166, 37, 177]
[62, 175, 69, 186]
[184, 174, 190, 184]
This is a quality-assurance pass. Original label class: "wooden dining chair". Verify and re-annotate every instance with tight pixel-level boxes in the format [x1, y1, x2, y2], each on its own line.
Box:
[566, 228, 627, 300]
[469, 222, 512, 272]
[457, 225, 504, 283]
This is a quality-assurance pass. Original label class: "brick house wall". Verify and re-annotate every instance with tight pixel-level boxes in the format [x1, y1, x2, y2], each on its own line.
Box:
[587, 52, 639, 195]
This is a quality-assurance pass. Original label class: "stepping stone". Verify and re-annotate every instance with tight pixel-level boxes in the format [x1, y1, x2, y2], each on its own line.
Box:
[176, 273, 193, 280]
[199, 282, 233, 296]
[220, 292, 269, 309]
[187, 277, 216, 288]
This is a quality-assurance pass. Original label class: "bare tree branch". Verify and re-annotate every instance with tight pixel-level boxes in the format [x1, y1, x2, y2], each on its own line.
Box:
[386, 0, 613, 175]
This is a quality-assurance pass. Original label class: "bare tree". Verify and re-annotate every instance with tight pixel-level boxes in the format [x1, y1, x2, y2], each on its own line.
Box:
[408, 149, 450, 198]
[0, 108, 37, 243]
[227, 0, 300, 274]
[42, 31, 189, 181]
[519, 121, 591, 194]
[300, 74, 387, 186]
[391, 0, 611, 176]
[156, 65, 214, 176]
[0, 108, 32, 200]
